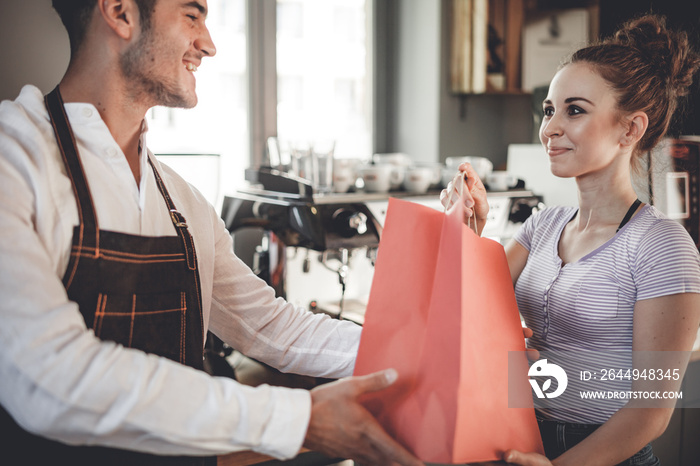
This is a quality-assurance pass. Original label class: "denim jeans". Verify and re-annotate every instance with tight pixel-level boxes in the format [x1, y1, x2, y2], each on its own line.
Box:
[537, 418, 660, 465]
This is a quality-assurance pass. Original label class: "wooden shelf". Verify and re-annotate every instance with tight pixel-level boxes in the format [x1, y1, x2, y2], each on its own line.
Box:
[450, 0, 600, 95]
[450, 0, 524, 94]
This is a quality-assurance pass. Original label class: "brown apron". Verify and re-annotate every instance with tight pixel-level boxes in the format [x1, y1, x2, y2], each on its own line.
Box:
[0, 87, 216, 465]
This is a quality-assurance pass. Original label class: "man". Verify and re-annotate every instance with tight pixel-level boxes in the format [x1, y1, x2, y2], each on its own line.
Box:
[0, 0, 422, 464]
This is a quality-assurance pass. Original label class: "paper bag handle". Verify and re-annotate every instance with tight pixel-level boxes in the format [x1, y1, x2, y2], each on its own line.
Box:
[448, 172, 479, 235]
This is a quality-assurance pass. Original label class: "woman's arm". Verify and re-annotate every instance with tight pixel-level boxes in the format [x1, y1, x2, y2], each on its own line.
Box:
[555, 293, 700, 465]
[504, 292, 700, 466]
[504, 239, 529, 286]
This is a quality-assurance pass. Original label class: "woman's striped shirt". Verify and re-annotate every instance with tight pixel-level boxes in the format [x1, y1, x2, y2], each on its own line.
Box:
[513, 204, 700, 423]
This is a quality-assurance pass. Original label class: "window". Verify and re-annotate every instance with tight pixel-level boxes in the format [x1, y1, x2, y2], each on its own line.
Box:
[276, 0, 372, 159]
[148, 0, 248, 208]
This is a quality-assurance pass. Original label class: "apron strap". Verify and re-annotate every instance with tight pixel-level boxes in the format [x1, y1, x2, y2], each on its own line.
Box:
[147, 156, 198, 271]
[45, 86, 99, 254]
[45, 85, 197, 271]
[616, 198, 642, 232]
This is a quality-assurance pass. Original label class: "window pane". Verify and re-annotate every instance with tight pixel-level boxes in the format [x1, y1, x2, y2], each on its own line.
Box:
[147, 0, 247, 208]
[276, 0, 371, 159]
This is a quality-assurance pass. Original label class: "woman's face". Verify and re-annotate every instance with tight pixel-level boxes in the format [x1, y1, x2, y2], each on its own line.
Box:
[539, 63, 630, 180]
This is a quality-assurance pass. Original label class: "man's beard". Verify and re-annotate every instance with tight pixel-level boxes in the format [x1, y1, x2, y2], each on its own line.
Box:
[119, 28, 196, 109]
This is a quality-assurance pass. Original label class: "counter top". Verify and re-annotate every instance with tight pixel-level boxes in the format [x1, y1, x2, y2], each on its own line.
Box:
[233, 186, 536, 206]
[218, 450, 275, 465]
[217, 449, 343, 466]
[216, 450, 508, 465]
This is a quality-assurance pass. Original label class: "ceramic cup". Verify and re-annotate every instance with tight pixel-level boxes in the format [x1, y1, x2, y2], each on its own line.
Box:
[357, 164, 395, 193]
[403, 166, 435, 193]
[389, 165, 406, 190]
[487, 171, 518, 191]
[441, 166, 459, 189]
[414, 162, 443, 188]
[373, 153, 410, 190]
[372, 152, 412, 167]
[445, 156, 494, 181]
[332, 158, 357, 193]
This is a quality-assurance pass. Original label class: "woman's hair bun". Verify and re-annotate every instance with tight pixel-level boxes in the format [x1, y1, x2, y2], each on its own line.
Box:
[611, 15, 700, 97]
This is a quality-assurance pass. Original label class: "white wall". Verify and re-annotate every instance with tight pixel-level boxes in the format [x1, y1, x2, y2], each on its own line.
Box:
[0, 1, 69, 101]
[393, 0, 441, 163]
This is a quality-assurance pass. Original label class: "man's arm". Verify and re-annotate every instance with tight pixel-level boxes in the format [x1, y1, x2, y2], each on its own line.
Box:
[0, 136, 315, 459]
[206, 214, 362, 379]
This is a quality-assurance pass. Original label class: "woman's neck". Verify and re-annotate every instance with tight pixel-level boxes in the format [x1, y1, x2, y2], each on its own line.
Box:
[573, 166, 640, 233]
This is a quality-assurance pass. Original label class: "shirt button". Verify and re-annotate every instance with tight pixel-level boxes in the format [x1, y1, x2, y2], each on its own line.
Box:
[106, 147, 118, 157]
[82, 107, 93, 118]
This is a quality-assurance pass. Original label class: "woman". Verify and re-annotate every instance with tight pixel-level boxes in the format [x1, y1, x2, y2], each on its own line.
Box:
[442, 14, 700, 465]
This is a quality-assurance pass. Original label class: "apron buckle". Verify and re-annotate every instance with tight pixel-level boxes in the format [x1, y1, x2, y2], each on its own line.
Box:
[169, 209, 188, 228]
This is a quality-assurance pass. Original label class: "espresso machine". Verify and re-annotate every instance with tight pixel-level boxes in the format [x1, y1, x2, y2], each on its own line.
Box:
[220, 167, 383, 322]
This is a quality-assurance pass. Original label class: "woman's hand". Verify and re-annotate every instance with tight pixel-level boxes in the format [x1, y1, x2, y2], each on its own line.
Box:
[439, 163, 488, 235]
[471, 449, 551, 466]
[503, 450, 552, 465]
[521, 327, 540, 361]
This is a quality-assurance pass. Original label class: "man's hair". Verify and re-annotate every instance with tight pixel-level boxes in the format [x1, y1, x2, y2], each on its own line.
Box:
[52, 0, 157, 55]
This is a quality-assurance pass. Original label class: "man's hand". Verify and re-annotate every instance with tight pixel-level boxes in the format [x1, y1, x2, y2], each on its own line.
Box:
[303, 369, 424, 466]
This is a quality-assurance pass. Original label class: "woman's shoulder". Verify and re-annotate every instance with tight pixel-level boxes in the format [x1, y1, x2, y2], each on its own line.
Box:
[630, 204, 694, 237]
[626, 205, 700, 296]
[628, 204, 699, 256]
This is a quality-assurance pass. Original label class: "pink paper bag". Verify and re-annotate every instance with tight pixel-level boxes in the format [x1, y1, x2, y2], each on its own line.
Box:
[353, 197, 543, 464]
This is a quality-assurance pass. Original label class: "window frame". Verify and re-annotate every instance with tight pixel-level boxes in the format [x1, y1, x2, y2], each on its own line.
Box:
[246, 0, 379, 168]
